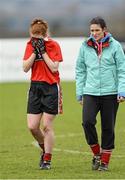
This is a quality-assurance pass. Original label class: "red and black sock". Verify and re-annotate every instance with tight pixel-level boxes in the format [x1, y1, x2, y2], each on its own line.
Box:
[43, 153, 52, 162]
[101, 150, 112, 165]
[90, 144, 100, 156]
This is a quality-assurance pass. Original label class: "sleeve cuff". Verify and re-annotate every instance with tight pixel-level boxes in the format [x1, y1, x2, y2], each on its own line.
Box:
[118, 92, 125, 98]
[76, 95, 83, 101]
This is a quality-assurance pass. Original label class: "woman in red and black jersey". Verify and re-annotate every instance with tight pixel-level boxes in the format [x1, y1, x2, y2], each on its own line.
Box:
[23, 18, 63, 170]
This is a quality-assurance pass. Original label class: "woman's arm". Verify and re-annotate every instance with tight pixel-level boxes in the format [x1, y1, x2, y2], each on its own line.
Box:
[75, 44, 86, 100]
[115, 42, 125, 102]
[42, 53, 59, 73]
[23, 53, 36, 73]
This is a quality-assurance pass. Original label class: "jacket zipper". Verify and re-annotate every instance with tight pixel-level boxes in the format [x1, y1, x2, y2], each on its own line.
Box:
[99, 57, 101, 95]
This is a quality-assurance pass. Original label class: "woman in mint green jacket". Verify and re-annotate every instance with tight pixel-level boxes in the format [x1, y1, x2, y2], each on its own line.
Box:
[75, 17, 125, 171]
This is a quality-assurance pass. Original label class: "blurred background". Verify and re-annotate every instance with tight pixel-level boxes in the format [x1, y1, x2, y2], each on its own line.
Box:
[0, 0, 125, 40]
[0, 0, 125, 82]
[1, 1, 125, 179]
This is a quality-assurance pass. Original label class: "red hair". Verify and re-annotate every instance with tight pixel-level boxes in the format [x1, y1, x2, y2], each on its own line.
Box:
[30, 18, 48, 37]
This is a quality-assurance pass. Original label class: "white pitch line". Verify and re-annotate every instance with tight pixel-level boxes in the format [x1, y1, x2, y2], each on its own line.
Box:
[55, 133, 83, 138]
[31, 141, 91, 155]
[31, 132, 125, 158]
[54, 148, 91, 155]
[31, 141, 125, 158]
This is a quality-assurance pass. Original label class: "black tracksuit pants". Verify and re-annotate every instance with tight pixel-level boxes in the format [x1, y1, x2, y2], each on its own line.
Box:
[82, 95, 119, 150]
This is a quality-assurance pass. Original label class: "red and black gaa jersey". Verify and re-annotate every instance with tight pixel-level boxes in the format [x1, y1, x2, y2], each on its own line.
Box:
[23, 38, 63, 84]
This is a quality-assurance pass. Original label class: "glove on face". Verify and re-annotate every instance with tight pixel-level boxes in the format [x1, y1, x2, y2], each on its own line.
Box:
[36, 38, 46, 54]
[31, 37, 46, 60]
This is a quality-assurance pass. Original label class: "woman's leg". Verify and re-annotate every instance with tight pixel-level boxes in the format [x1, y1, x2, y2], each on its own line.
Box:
[82, 95, 101, 170]
[82, 95, 100, 145]
[27, 113, 44, 145]
[99, 95, 119, 170]
[42, 112, 55, 154]
[39, 112, 55, 169]
[100, 95, 119, 150]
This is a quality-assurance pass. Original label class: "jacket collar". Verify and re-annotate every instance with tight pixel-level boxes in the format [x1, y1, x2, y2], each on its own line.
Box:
[87, 32, 111, 48]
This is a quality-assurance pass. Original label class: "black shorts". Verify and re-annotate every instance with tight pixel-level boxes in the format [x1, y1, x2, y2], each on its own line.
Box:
[27, 81, 63, 115]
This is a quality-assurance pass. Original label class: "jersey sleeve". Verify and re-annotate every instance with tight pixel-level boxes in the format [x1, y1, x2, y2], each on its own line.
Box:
[54, 42, 63, 62]
[23, 43, 33, 61]
[45, 40, 63, 62]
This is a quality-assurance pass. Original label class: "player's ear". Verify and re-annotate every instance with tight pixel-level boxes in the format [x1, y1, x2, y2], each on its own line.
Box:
[103, 27, 107, 32]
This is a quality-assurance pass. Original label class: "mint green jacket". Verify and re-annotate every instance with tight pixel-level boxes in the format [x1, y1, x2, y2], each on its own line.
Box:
[75, 37, 125, 97]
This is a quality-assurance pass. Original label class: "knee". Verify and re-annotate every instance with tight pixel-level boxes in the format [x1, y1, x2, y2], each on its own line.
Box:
[28, 125, 38, 134]
[43, 125, 52, 134]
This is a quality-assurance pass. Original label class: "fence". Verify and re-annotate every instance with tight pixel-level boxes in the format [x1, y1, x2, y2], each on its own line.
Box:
[0, 38, 124, 82]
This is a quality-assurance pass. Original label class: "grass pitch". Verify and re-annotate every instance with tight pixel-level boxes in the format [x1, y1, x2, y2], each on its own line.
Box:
[0, 82, 125, 179]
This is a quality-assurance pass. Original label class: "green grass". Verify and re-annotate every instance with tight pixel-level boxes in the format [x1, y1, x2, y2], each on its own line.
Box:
[0, 82, 125, 179]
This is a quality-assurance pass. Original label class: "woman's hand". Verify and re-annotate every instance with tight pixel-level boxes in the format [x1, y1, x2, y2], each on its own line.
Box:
[117, 96, 125, 103]
[77, 95, 83, 105]
[79, 100, 83, 105]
